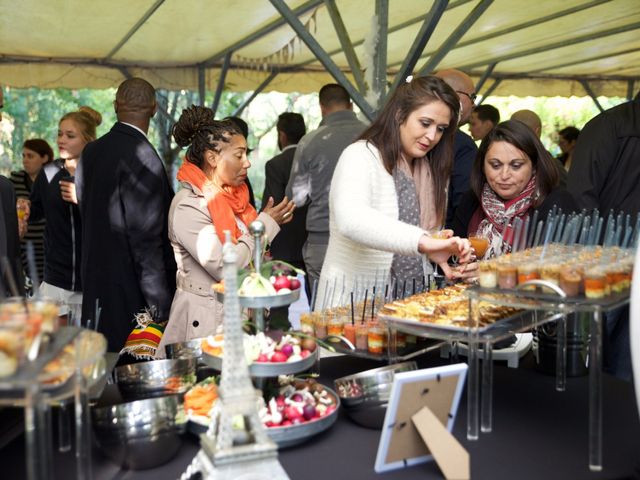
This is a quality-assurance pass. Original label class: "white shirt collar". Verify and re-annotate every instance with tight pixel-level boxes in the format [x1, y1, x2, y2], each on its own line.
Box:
[281, 144, 297, 153]
[120, 121, 147, 138]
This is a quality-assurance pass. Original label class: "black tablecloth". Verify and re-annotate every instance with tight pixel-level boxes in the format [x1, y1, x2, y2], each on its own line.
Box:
[2, 352, 639, 480]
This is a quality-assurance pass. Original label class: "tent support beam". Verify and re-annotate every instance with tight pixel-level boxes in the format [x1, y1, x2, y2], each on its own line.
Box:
[627, 80, 636, 101]
[198, 65, 206, 106]
[324, 0, 367, 93]
[295, 1, 470, 70]
[371, 0, 389, 110]
[232, 71, 279, 117]
[203, 0, 322, 66]
[475, 62, 497, 93]
[457, 0, 610, 50]
[391, 0, 610, 70]
[478, 78, 501, 104]
[527, 47, 640, 75]
[212, 52, 232, 116]
[418, 0, 494, 75]
[580, 80, 605, 113]
[388, 0, 448, 96]
[461, 21, 640, 71]
[269, 0, 375, 120]
[104, 0, 166, 60]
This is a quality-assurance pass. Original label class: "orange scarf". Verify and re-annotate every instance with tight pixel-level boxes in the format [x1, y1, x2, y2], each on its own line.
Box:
[176, 160, 257, 244]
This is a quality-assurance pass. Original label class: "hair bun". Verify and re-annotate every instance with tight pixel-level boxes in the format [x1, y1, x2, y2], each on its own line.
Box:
[78, 106, 103, 127]
[172, 105, 215, 147]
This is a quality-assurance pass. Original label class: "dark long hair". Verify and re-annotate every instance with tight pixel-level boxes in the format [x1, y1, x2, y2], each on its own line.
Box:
[23, 138, 54, 163]
[471, 120, 561, 206]
[359, 75, 460, 225]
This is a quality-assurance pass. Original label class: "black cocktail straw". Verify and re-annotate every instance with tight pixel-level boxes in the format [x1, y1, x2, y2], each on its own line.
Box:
[371, 287, 376, 320]
[350, 291, 355, 326]
[412, 277, 416, 295]
[361, 289, 368, 324]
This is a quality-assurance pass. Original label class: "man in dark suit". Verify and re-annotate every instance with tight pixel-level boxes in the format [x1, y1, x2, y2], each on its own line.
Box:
[262, 113, 307, 328]
[434, 69, 479, 230]
[0, 86, 24, 296]
[262, 113, 307, 269]
[0, 175, 23, 297]
[76, 78, 176, 353]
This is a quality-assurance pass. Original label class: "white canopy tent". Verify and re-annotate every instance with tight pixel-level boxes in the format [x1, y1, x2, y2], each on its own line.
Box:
[1, 0, 639, 117]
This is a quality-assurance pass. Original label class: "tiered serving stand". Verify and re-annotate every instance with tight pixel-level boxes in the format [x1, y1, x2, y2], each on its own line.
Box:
[379, 280, 629, 472]
[200, 222, 336, 448]
[0, 324, 107, 480]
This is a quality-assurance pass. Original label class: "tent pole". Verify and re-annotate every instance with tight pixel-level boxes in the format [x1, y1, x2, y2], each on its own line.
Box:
[212, 52, 232, 116]
[198, 65, 206, 106]
[104, 0, 166, 60]
[418, 0, 493, 75]
[477, 78, 502, 104]
[460, 21, 640, 71]
[475, 63, 497, 94]
[627, 80, 635, 101]
[232, 71, 279, 117]
[203, 0, 322, 67]
[324, 0, 367, 94]
[371, 0, 389, 111]
[298, 1, 469, 71]
[388, 0, 448, 97]
[269, 0, 375, 120]
[579, 80, 605, 113]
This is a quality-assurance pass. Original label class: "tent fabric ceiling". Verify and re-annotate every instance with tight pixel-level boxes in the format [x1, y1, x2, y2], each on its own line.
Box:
[1, 0, 639, 98]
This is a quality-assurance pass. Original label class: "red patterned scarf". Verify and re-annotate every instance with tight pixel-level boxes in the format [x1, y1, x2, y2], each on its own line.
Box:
[474, 175, 537, 257]
[177, 160, 257, 244]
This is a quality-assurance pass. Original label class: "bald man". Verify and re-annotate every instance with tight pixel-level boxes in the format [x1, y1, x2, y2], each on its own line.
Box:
[510, 109, 542, 137]
[510, 109, 567, 187]
[77, 78, 176, 355]
[434, 69, 478, 229]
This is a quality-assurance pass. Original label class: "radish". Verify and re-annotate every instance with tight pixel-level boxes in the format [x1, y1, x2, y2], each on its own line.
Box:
[271, 275, 291, 291]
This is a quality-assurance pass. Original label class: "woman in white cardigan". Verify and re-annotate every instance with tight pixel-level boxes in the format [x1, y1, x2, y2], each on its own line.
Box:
[317, 76, 471, 308]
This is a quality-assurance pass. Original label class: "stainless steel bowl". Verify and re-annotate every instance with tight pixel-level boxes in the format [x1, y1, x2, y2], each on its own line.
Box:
[92, 394, 186, 470]
[165, 338, 205, 361]
[266, 385, 340, 448]
[114, 358, 197, 400]
[334, 361, 418, 429]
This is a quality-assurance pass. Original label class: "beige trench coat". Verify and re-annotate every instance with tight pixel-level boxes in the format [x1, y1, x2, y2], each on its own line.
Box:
[156, 182, 279, 358]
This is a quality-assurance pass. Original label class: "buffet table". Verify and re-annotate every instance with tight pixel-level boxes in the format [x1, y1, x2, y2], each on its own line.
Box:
[1, 352, 639, 480]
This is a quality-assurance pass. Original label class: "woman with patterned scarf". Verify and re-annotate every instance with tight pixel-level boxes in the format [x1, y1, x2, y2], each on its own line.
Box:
[452, 120, 577, 265]
[156, 106, 294, 355]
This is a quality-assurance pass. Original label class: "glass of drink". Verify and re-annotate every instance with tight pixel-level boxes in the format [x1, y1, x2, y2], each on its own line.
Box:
[469, 236, 489, 259]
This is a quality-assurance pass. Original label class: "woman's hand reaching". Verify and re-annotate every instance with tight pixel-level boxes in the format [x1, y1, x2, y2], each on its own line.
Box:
[262, 196, 295, 225]
[418, 234, 473, 279]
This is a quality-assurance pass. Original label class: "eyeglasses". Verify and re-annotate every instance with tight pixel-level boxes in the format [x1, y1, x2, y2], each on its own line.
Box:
[456, 91, 477, 103]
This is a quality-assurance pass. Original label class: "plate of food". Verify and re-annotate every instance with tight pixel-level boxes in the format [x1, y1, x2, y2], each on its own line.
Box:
[200, 332, 318, 377]
[212, 260, 304, 308]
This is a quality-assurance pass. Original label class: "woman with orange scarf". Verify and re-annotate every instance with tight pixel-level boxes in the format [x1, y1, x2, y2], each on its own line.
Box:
[157, 106, 294, 353]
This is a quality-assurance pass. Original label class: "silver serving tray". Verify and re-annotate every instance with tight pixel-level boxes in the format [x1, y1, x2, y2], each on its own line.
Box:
[264, 385, 340, 448]
[214, 288, 300, 308]
[187, 385, 340, 448]
[201, 348, 318, 377]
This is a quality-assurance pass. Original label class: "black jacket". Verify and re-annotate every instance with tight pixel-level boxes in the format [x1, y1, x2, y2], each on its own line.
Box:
[446, 130, 478, 229]
[30, 161, 82, 291]
[568, 93, 640, 216]
[0, 175, 23, 296]
[77, 122, 176, 352]
[261, 145, 307, 267]
[452, 188, 578, 238]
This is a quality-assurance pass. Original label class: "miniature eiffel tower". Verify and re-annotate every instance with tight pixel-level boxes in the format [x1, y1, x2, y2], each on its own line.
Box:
[182, 228, 289, 480]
